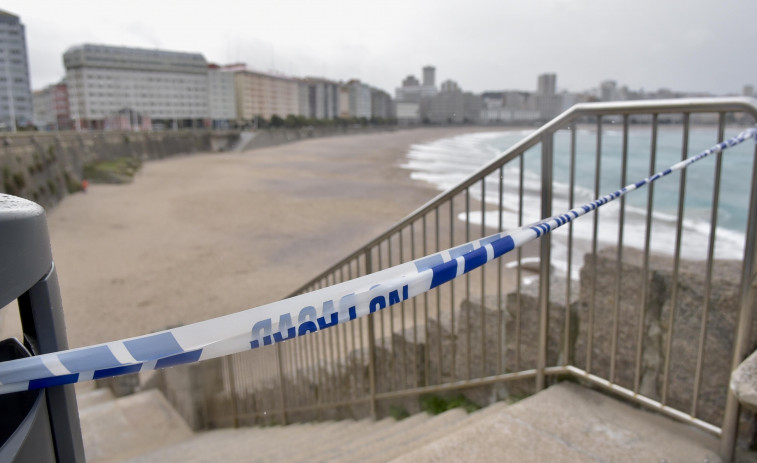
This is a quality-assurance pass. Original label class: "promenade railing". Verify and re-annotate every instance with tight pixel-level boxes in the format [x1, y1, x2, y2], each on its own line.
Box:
[212, 98, 757, 460]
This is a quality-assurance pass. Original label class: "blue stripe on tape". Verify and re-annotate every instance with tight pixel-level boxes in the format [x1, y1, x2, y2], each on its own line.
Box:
[464, 247, 488, 273]
[93, 364, 142, 380]
[449, 243, 474, 259]
[124, 332, 183, 361]
[491, 236, 515, 258]
[29, 373, 79, 390]
[430, 259, 458, 289]
[0, 356, 53, 384]
[155, 349, 203, 369]
[59, 345, 121, 373]
[414, 253, 444, 272]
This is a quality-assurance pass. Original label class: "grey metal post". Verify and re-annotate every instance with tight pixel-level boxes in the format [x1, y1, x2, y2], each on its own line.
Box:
[537, 133, 554, 391]
[720, 142, 757, 461]
[275, 343, 288, 425]
[0, 194, 85, 462]
[365, 249, 377, 419]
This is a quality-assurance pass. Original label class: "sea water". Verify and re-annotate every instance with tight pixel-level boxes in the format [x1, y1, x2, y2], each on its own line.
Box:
[401, 126, 755, 276]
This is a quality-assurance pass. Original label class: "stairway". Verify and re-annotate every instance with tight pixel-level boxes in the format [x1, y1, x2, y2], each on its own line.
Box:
[78, 382, 722, 463]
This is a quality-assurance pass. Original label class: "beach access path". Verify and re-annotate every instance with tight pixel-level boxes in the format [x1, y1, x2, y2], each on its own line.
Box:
[2, 127, 506, 349]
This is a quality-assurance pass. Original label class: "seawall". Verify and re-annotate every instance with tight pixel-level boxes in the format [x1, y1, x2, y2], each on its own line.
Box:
[0, 125, 402, 210]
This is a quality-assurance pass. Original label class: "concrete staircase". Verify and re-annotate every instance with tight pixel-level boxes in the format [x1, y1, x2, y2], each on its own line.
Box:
[78, 382, 722, 463]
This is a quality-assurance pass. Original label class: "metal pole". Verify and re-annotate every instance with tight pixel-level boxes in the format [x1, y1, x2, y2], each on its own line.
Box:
[275, 343, 288, 425]
[537, 132, 554, 391]
[365, 249, 377, 419]
[719, 141, 757, 461]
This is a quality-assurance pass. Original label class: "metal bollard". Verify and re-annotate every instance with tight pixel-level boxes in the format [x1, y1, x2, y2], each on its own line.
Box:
[0, 194, 85, 462]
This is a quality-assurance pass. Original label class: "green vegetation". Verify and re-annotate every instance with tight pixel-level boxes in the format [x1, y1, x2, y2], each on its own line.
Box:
[388, 405, 410, 421]
[248, 114, 396, 130]
[83, 156, 142, 184]
[64, 171, 83, 193]
[419, 393, 481, 415]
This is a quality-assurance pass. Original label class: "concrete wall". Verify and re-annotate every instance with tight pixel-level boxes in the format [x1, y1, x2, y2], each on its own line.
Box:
[0, 131, 233, 209]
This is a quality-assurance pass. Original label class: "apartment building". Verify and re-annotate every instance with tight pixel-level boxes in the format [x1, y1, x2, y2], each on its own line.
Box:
[208, 64, 236, 129]
[32, 81, 71, 130]
[346, 80, 372, 119]
[232, 66, 299, 123]
[0, 10, 33, 130]
[64, 44, 209, 129]
[298, 77, 339, 120]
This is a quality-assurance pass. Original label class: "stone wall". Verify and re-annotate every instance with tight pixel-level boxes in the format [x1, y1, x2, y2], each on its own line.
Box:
[0, 131, 220, 209]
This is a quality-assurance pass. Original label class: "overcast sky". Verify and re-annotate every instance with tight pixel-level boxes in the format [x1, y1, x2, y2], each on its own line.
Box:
[5, 0, 757, 96]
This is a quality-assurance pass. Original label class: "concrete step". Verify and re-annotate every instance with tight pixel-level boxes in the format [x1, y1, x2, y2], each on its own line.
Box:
[76, 387, 116, 410]
[360, 402, 513, 463]
[79, 389, 193, 463]
[292, 412, 432, 463]
[340, 408, 468, 463]
[389, 382, 722, 463]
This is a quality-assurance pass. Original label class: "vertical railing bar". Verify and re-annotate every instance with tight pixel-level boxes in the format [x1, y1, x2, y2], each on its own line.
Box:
[537, 131, 554, 391]
[365, 249, 377, 419]
[434, 208, 441, 385]
[691, 114, 726, 417]
[516, 153, 524, 371]
[329, 314, 339, 403]
[388, 235, 396, 392]
[225, 355, 239, 428]
[411, 221, 419, 388]
[450, 199, 457, 381]
[564, 123, 577, 366]
[661, 112, 690, 405]
[497, 165, 504, 373]
[378, 244, 386, 385]
[634, 114, 658, 394]
[610, 114, 629, 383]
[587, 117, 603, 373]
[399, 229, 408, 390]
[720, 128, 757, 461]
[424, 213, 431, 386]
[316, 331, 326, 414]
[481, 177, 487, 377]
[276, 343, 288, 425]
[465, 187, 472, 380]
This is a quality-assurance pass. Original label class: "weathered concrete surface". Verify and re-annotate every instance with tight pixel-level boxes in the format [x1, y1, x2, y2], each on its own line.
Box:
[572, 247, 757, 427]
[732, 349, 757, 413]
[116, 383, 722, 463]
[390, 382, 721, 463]
[78, 389, 192, 463]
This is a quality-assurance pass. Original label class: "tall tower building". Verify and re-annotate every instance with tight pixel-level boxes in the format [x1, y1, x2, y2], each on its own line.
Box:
[537, 73, 556, 96]
[422, 66, 436, 88]
[0, 10, 33, 130]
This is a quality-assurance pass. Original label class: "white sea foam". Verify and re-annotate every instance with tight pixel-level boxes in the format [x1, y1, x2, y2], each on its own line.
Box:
[401, 129, 749, 279]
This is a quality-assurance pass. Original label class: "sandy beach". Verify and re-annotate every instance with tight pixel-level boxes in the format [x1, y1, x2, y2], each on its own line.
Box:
[2, 127, 505, 349]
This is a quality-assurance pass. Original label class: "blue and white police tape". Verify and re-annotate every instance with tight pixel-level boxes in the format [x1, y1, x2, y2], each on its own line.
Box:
[0, 126, 755, 395]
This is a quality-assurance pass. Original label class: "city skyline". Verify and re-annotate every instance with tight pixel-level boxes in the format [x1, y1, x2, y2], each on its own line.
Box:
[4, 0, 756, 97]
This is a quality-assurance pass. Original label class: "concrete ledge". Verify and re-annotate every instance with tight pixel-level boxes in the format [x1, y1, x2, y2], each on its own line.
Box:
[731, 349, 757, 413]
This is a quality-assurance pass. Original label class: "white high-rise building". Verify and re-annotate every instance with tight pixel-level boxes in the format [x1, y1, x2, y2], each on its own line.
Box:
[0, 10, 33, 130]
[207, 65, 236, 129]
[64, 44, 209, 130]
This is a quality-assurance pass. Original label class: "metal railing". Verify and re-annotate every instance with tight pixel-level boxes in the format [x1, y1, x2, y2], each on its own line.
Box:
[207, 98, 757, 461]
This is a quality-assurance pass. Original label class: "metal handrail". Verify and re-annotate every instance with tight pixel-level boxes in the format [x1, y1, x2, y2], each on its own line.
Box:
[215, 97, 757, 462]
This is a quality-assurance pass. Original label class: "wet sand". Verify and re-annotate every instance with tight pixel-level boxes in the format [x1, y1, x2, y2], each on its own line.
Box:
[3, 127, 508, 348]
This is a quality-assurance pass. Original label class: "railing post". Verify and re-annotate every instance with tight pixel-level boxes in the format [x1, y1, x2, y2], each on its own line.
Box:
[0, 194, 85, 462]
[719, 142, 757, 461]
[276, 343, 288, 425]
[224, 355, 239, 428]
[537, 132, 554, 391]
[365, 249, 378, 419]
